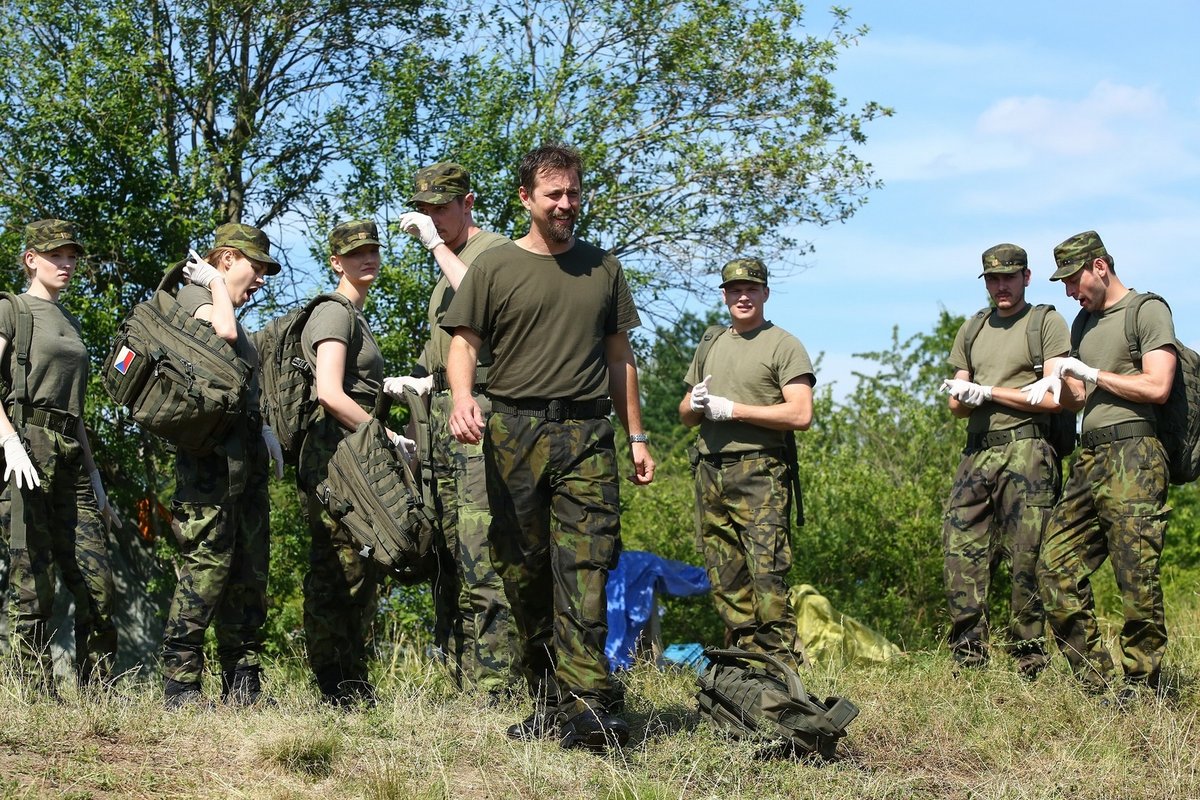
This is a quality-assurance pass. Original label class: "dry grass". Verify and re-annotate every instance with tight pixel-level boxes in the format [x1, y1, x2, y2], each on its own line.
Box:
[2, 591, 1199, 799]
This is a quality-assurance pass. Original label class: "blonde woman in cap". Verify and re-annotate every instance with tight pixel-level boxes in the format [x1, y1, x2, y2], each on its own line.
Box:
[0, 219, 119, 692]
[161, 222, 284, 709]
[297, 219, 407, 706]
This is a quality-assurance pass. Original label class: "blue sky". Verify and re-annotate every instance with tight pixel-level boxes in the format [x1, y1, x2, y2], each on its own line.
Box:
[753, 1, 1200, 398]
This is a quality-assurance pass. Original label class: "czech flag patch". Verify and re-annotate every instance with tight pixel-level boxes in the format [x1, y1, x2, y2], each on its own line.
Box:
[113, 345, 137, 375]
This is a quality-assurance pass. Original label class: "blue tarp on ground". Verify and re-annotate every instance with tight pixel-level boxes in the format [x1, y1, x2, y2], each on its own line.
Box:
[605, 550, 710, 670]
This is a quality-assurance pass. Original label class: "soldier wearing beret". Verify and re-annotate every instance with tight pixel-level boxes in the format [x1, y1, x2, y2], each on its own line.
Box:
[939, 244, 1070, 677]
[0, 219, 119, 692]
[679, 257, 815, 672]
[1023, 230, 1175, 702]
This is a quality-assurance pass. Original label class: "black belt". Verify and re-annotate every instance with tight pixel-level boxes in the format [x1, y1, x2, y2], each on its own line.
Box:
[15, 407, 78, 437]
[432, 366, 490, 393]
[966, 423, 1045, 453]
[490, 396, 612, 422]
[699, 448, 784, 468]
[1080, 420, 1156, 449]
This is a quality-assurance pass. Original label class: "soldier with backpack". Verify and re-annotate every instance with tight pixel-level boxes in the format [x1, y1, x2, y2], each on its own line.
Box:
[678, 257, 815, 673]
[1023, 230, 1177, 701]
[161, 223, 284, 709]
[939, 243, 1070, 678]
[0, 219, 119, 692]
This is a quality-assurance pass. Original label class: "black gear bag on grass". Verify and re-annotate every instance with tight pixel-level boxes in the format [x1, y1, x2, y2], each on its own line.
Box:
[697, 647, 859, 760]
[101, 262, 249, 455]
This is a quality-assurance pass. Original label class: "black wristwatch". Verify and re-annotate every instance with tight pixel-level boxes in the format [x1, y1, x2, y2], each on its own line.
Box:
[627, 433, 649, 444]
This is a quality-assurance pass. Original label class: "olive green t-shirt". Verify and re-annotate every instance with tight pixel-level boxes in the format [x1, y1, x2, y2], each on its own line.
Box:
[422, 230, 510, 374]
[301, 297, 384, 406]
[683, 322, 815, 454]
[441, 239, 641, 401]
[176, 284, 262, 411]
[0, 294, 89, 417]
[947, 304, 1071, 434]
[1075, 290, 1176, 434]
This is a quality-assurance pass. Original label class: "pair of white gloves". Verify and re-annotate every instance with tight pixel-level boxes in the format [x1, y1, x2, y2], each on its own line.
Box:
[1, 432, 122, 529]
[688, 375, 734, 422]
[940, 357, 1099, 407]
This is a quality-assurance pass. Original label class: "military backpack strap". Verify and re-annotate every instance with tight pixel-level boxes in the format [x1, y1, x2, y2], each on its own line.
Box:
[2, 292, 35, 549]
[960, 307, 991, 377]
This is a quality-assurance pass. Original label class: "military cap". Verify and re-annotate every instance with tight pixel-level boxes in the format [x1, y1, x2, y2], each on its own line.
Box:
[720, 257, 768, 287]
[979, 243, 1028, 277]
[24, 219, 84, 254]
[1050, 230, 1108, 281]
[213, 222, 281, 275]
[330, 220, 382, 256]
[409, 162, 471, 206]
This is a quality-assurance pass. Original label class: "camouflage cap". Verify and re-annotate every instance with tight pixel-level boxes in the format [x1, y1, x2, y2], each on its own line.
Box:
[330, 219, 381, 256]
[213, 222, 281, 275]
[978, 243, 1028, 277]
[720, 257, 768, 287]
[1050, 230, 1107, 281]
[409, 162, 471, 206]
[24, 219, 84, 254]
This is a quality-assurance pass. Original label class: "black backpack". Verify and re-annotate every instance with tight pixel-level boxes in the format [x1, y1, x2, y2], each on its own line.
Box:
[962, 304, 1077, 460]
[696, 647, 859, 760]
[1071, 292, 1200, 485]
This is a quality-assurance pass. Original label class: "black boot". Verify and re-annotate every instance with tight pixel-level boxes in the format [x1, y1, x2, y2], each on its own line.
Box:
[222, 665, 274, 708]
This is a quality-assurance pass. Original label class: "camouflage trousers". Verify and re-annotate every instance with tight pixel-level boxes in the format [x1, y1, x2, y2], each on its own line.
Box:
[1038, 436, 1169, 690]
[0, 424, 116, 685]
[693, 452, 804, 670]
[942, 437, 1059, 668]
[298, 413, 380, 688]
[162, 434, 270, 684]
[429, 390, 517, 692]
[484, 411, 622, 718]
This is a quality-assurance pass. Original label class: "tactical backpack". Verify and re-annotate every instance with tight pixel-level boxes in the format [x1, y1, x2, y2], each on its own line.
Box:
[315, 415, 437, 582]
[1070, 292, 1200, 485]
[254, 293, 362, 465]
[696, 647, 859, 760]
[102, 263, 250, 454]
[962, 304, 1078, 460]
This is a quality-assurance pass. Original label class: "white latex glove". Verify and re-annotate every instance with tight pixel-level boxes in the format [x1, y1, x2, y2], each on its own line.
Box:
[704, 394, 734, 422]
[89, 469, 122, 530]
[940, 379, 992, 407]
[387, 429, 418, 461]
[183, 248, 221, 288]
[689, 375, 711, 413]
[383, 375, 435, 399]
[398, 211, 444, 251]
[1055, 356, 1099, 384]
[261, 424, 285, 480]
[1, 432, 40, 490]
[1021, 374, 1063, 406]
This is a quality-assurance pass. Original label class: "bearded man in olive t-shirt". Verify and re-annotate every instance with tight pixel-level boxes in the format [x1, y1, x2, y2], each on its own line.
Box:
[442, 143, 654, 752]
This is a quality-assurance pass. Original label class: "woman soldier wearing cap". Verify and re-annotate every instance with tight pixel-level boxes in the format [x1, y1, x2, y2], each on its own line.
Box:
[0, 219, 119, 692]
[160, 222, 285, 709]
[297, 219, 407, 706]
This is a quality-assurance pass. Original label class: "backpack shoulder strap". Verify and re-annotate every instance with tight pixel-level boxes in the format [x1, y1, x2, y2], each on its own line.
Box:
[693, 324, 728, 377]
[1024, 304, 1053, 379]
[960, 307, 991, 376]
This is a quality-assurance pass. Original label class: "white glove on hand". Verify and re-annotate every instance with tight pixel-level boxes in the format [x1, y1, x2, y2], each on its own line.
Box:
[89, 469, 122, 530]
[1021, 375, 1063, 406]
[383, 375, 435, 399]
[1055, 356, 1099, 384]
[387, 429, 418, 461]
[940, 379, 993, 407]
[1, 432, 40, 490]
[689, 375, 712, 413]
[398, 211, 444, 251]
[262, 424, 285, 480]
[704, 394, 734, 422]
[183, 248, 221, 288]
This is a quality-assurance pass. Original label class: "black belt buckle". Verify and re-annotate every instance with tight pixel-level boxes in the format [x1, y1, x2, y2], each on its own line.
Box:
[545, 399, 565, 422]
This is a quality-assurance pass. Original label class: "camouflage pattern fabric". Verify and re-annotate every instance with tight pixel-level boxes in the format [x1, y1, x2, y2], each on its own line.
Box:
[161, 429, 269, 684]
[693, 453, 805, 670]
[0, 425, 115, 685]
[1038, 436, 1169, 690]
[429, 389, 517, 692]
[484, 412, 622, 718]
[942, 438, 1059, 669]
[298, 412, 380, 686]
